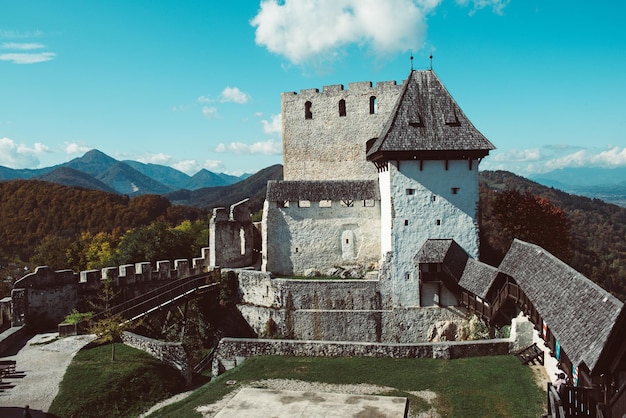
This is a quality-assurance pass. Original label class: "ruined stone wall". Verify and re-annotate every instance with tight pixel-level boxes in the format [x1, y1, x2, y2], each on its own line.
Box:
[282, 80, 402, 181]
[262, 198, 380, 276]
[121, 331, 192, 385]
[212, 337, 511, 376]
[11, 248, 210, 327]
[209, 199, 255, 268]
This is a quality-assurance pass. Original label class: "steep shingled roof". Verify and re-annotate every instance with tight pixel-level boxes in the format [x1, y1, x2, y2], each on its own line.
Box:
[458, 259, 500, 300]
[414, 239, 469, 280]
[498, 239, 624, 373]
[266, 180, 380, 202]
[366, 70, 495, 162]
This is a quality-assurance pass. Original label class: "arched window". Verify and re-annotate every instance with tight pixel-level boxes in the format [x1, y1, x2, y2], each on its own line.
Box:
[305, 101, 313, 119]
[338, 99, 346, 117]
[369, 96, 378, 114]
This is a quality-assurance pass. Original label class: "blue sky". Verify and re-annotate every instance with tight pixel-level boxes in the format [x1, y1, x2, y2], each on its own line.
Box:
[1, 0, 624, 177]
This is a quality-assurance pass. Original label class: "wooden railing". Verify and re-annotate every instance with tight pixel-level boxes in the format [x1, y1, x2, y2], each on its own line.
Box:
[609, 380, 626, 418]
[87, 272, 218, 324]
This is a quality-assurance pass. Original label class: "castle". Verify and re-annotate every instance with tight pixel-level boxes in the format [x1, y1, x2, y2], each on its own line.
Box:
[4, 70, 626, 416]
[262, 70, 494, 307]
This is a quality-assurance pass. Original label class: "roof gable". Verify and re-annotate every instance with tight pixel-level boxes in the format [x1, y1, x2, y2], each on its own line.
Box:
[366, 70, 495, 162]
[498, 239, 624, 372]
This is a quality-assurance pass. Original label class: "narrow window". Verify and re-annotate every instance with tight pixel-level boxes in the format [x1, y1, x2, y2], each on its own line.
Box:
[369, 96, 378, 114]
[239, 226, 246, 255]
[405, 272, 410, 280]
[295, 247, 299, 253]
[436, 219, 441, 226]
[431, 195, 437, 202]
[451, 187, 460, 195]
[338, 99, 346, 117]
[404, 219, 409, 226]
[305, 101, 313, 119]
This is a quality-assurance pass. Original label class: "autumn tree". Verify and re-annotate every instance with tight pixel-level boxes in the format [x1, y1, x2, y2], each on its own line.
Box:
[484, 189, 571, 264]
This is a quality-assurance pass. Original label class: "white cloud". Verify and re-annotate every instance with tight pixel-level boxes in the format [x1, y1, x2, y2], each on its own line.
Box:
[456, 0, 510, 15]
[202, 106, 219, 119]
[136, 152, 173, 165]
[0, 137, 48, 168]
[197, 96, 213, 104]
[1, 42, 45, 50]
[172, 159, 225, 175]
[251, 0, 440, 65]
[219, 86, 251, 104]
[215, 139, 282, 155]
[482, 144, 626, 176]
[0, 52, 56, 64]
[65, 142, 92, 155]
[0, 40, 56, 64]
[261, 114, 282, 135]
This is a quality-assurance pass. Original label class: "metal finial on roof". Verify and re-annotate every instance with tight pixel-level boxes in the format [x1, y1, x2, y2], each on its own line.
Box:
[429, 53, 433, 71]
[410, 51, 414, 71]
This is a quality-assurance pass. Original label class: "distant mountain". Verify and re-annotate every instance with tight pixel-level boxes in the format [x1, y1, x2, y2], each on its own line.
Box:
[0, 149, 253, 196]
[166, 164, 284, 212]
[95, 161, 173, 195]
[36, 166, 118, 194]
[530, 167, 626, 207]
[123, 160, 192, 190]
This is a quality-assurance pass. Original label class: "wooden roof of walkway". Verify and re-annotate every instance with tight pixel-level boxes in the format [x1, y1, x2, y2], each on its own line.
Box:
[415, 238, 625, 376]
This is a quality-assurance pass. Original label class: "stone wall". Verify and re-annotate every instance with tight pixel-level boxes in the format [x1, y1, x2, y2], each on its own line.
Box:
[382, 160, 481, 307]
[235, 270, 469, 344]
[282, 80, 403, 181]
[209, 199, 256, 268]
[11, 248, 210, 327]
[121, 331, 192, 386]
[212, 337, 511, 376]
[262, 198, 381, 276]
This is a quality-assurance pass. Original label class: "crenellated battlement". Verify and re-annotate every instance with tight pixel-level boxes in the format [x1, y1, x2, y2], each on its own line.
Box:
[282, 78, 403, 182]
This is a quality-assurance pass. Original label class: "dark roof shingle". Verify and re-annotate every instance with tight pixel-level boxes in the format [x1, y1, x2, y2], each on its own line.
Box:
[367, 70, 495, 162]
[498, 239, 624, 372]
[266, 180, 380, 202]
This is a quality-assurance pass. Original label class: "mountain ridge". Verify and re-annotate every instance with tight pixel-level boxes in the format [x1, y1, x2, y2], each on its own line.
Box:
[0, 149, 251, 196]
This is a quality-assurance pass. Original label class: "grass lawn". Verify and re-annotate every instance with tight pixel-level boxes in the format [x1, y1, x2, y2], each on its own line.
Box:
[48, 342, 187, 418]
[148, 355, 545, 418]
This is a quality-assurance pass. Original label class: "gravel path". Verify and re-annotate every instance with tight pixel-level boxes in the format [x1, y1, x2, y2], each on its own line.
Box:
[0, 332, 96, 417]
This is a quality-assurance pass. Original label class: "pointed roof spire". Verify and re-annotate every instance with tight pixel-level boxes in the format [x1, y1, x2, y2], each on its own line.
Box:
[366, 71, 495, 164]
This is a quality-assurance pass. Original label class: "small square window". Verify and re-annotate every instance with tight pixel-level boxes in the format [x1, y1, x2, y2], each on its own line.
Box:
[319, 200, 332, 208]
[363, 199, 375, 207]
[451, 187, 460, 194]
[436, 219, 441, 226]
[406, 189, 415, 195]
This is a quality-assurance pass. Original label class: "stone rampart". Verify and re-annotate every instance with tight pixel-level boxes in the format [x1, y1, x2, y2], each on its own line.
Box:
[10, 248, 210, 327]
[121, 331, 192, 386]
[212, 337, 511, 376]
[209, 199, 257, 268]
[235, 271, 469, 343]
[282, 79, 403, 181]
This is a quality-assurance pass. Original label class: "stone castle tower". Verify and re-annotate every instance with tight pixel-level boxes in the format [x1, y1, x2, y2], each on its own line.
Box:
[263, 70, 495, 307]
